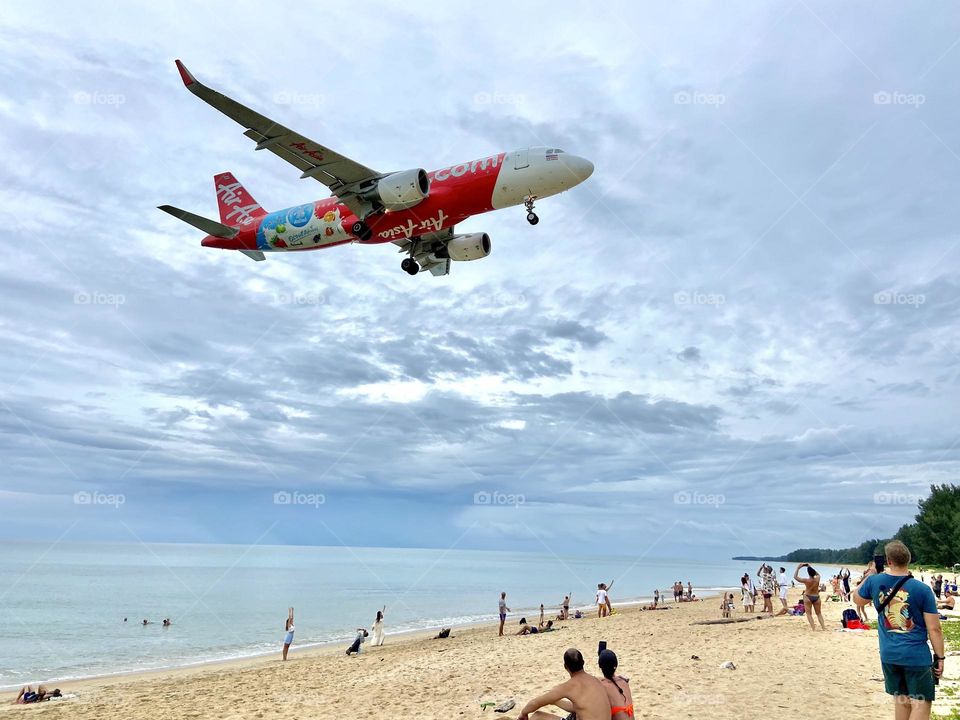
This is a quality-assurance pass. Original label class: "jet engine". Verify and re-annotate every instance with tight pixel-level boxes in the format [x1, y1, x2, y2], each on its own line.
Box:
[429, 232, 492, 262]
[366, 169, 430, 210]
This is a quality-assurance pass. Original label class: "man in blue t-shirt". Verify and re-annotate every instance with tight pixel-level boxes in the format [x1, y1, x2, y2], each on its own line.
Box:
[855, 540, 944, 718]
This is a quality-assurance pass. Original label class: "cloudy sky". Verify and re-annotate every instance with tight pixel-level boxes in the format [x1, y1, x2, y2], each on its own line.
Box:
[1, 1, 958, 559]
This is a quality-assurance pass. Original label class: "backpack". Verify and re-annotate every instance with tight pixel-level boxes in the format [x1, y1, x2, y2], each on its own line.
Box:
[841, 608, 859, 628]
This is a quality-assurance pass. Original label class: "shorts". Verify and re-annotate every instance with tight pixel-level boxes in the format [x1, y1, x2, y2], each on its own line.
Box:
[763, 592, 772, 599]
[499, 613, 506, 622]
[779, 587, 788, 600]
[283, 631, 294, 645]
[882, 662, 935, 702]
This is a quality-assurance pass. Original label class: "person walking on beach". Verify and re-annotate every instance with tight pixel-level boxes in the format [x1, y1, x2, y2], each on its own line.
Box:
[517, 648, 611, 720]
[371, 606, 386, 647]
[499, 592, 511, 636]
[855, 541, 944, 720]
[282, 607, 295, 661]
[793, 564, 825, 630]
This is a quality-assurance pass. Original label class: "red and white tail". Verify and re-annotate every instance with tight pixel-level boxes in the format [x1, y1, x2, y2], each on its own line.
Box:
[213, 172, 267, 226]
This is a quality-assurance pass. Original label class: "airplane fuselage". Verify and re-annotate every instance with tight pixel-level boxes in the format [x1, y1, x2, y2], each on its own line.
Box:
[201, 147, 594, 253]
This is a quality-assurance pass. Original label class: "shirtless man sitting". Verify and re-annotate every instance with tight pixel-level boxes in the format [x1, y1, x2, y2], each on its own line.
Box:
[518, 648, 611, 720]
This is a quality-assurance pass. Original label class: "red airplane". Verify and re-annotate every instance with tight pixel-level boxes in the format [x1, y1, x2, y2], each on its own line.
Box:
[159, 60, 594, 276]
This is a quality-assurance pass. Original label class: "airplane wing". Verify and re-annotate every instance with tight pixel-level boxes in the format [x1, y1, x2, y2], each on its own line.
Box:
[394, 228, 453, 277]
[174, 60, 379, 218]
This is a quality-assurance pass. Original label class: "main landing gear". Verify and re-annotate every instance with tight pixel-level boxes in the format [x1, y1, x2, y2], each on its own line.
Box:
[401, 257, 420, 275]
[524, 196, 539, 225]
[351, 220, 372, 241]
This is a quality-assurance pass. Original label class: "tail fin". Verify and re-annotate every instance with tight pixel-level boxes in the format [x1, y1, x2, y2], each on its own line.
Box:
[214, 172, 267, 226]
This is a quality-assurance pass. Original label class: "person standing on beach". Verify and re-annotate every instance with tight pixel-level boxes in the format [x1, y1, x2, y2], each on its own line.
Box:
[777, 566, 790, 615]
[653, 589, 660, 607]
[855, 541, 943, 720]
[499, 592, 511, 636]
[596, 584, 608, 618]
[561, 594, 571, 620]
[517, 648, 611, 720]
[758, 564, 775, 614]
[282, 607, 294, 661]
[371, 606, 386, 647]
[793, 564, 825, 630]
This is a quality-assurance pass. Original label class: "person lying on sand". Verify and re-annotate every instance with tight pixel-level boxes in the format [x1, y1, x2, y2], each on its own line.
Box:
[345, 628, 368, 655]
[517, 648, 611, 720]
[518, 620, 556, 635]
[13, 686, 61, 704]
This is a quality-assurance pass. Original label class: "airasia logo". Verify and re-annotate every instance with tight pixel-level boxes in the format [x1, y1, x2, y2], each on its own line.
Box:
[432, 154, 502, 182]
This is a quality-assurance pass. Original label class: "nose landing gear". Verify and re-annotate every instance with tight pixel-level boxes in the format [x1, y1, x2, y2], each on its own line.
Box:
[524, 196, 539, 225]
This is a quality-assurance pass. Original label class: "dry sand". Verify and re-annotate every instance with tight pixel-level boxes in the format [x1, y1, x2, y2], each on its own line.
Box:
[1, 589, 893, 720]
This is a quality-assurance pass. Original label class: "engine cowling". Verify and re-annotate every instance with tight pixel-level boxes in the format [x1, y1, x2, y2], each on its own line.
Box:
[370, 168, 430, 210]
[430, 232, 492, 262]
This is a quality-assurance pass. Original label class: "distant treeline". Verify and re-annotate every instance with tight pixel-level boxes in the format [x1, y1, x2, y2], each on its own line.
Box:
[733, 484, 960, 567]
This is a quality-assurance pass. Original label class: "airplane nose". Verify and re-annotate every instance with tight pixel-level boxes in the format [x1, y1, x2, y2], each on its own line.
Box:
[562, 155, 594, 183]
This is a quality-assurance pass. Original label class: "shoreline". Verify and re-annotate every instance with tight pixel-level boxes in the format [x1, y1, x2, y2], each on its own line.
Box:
[1, 591, 726, 694]
[0, 585, 888, 720]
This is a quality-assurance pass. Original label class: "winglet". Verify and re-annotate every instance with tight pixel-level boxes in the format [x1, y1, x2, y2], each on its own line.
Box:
[175, 59, 197, 88]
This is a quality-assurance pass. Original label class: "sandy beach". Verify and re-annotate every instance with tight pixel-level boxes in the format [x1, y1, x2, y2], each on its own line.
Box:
[2, 587, 893, 720]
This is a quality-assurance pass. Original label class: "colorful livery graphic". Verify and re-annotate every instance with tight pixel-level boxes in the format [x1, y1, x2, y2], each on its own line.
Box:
[158, 61, 594, 276]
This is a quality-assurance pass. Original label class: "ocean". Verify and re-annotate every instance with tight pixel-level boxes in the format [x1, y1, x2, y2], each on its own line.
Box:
[0, 542, 830, 689]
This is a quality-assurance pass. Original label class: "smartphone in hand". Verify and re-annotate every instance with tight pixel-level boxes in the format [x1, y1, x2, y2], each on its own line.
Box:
[598, 641, 607, 655]
[873, 554, 885, 574]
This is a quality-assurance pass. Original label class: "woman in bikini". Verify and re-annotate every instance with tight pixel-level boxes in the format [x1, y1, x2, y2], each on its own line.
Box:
[793, 563, 825, 630]
[598, 649, 633, 719]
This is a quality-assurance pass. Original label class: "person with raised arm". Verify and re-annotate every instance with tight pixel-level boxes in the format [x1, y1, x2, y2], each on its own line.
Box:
[793, 564, 825, 630]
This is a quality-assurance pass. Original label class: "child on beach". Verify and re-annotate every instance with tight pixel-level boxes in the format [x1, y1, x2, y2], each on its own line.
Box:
[721, 593, 735, 618]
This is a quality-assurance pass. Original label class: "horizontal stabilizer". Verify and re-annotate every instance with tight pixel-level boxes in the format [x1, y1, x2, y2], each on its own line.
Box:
[157, 205, 239, 238]
[239, 250, 265, 262]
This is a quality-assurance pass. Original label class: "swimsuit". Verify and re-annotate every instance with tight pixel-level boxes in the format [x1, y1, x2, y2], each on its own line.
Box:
[611, 704, 634, 718]
[805, 594, 819, 603]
